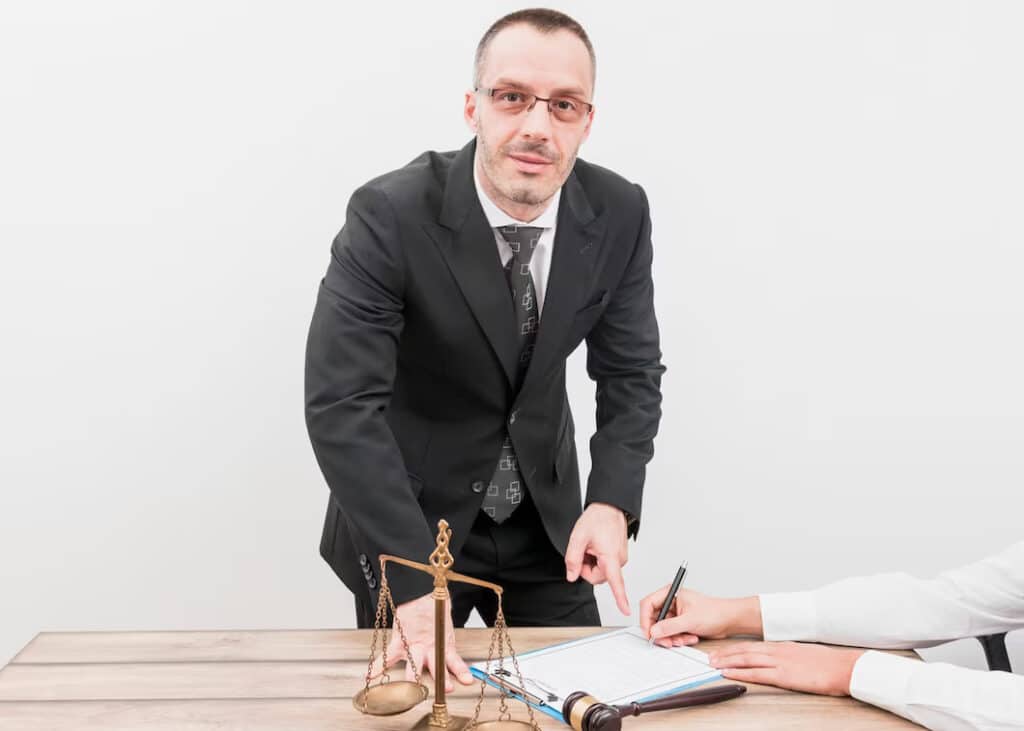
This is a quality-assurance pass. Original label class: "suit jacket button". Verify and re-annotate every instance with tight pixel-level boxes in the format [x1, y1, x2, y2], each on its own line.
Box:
[471, 480, 485, 493]
[368, 577, 377, 589]
[359, 554, 369, 567]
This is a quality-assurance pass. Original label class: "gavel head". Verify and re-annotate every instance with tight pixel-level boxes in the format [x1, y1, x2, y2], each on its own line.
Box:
[562, 691, 621, 731]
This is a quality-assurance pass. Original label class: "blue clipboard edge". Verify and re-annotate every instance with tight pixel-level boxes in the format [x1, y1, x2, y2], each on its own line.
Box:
[468, 666, 724, 724]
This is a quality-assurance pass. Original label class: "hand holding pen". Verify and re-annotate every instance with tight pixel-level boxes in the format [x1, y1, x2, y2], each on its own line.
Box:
[640, 566, 765, 647]
[646, 561, 688, 647]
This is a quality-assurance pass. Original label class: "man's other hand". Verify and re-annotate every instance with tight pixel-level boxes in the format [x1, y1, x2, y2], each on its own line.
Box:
[565, 502, 630, 615]
[370, 593, 473, 692]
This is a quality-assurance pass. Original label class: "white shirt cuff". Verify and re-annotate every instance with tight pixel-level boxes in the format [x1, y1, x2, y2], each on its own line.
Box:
[849, 650, 917, 714]
[758, 591, 818, 641]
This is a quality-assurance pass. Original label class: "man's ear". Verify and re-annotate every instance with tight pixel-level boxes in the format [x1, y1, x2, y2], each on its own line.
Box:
[464, 90, 479, 132]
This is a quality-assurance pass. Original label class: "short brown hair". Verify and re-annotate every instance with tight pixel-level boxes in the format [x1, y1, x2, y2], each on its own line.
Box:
[473, 8, 596, 90]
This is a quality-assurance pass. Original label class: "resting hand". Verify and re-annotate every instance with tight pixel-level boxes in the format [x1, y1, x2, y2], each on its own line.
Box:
[708, 641, 865, 696]
[370, 593, 474, 692]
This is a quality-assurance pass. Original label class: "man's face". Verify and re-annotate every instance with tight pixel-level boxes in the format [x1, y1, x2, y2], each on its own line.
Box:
[465, 25, 594, 214]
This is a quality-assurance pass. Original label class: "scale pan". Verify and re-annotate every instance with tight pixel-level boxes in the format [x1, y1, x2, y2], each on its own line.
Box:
[352, 681, 429, 715]
[470, 722, 537, 730]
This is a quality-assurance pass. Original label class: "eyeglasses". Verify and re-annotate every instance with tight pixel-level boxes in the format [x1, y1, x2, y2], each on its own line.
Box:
[475, 87, 593, 124]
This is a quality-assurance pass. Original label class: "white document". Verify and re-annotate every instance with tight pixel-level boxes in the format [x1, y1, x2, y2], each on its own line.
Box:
[470, 626, 721, 712]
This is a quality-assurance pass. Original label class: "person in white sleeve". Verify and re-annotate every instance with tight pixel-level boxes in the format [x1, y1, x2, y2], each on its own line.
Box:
[639, 541, 1024, 731]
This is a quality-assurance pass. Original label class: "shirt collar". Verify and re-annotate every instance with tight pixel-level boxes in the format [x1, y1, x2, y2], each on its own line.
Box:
[473, 149, 561, 230]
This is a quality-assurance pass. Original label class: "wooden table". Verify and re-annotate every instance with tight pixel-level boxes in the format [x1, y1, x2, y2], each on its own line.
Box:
[0, 628, 920, 729]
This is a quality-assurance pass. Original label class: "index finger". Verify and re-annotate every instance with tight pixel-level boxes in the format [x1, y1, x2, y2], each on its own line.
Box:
[599, 554, 631, 616]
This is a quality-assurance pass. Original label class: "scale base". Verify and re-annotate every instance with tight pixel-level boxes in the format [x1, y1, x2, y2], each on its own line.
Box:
[410, 711, 470, 730]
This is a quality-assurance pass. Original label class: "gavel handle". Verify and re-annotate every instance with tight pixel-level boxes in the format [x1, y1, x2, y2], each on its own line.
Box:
[615, 684, 747, 716]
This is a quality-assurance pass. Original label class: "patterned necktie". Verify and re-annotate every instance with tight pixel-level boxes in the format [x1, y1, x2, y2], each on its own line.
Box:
[480, 224, 544, 524]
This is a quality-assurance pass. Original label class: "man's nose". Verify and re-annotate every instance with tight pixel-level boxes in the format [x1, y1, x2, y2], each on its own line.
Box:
[519, 99, 553, 139]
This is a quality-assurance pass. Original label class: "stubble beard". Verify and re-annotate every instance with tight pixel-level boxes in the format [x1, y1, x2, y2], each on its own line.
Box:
[476, 123, 578, 208]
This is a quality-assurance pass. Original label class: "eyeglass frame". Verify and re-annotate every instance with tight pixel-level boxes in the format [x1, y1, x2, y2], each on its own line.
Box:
[474, 86, 594, 121]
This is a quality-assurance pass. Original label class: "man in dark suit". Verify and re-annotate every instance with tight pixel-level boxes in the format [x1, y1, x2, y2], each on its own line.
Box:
[305, 8, 664, 690]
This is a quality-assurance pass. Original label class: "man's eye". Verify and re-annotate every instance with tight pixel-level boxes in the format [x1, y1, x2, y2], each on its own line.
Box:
[554, 99, 577, 111]
[500, 92, 525, 103]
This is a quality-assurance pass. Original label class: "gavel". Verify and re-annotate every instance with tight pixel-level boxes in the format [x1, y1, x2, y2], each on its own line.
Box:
[562, 683, 747, 731]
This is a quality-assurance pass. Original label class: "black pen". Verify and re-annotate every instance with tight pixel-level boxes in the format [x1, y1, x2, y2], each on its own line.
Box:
[649, 560, 688, 647]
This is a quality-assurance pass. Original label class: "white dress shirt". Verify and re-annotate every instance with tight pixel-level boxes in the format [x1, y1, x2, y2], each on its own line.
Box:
[759, 541, 1024, 730]
[473, 153, 560, 317]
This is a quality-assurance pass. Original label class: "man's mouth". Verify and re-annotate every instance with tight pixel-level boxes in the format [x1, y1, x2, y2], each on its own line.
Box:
[508, 152, 553, 174]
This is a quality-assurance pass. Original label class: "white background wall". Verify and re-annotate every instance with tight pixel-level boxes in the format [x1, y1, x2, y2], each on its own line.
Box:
[2, 0, 1021, 673]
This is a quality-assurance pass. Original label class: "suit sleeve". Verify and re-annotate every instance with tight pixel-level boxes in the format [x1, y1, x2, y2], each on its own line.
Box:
[583, 184, 665, 537]
[305, 185, 435, 605]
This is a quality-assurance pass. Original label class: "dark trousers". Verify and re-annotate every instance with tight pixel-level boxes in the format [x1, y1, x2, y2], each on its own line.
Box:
[353, 492, 600, 628]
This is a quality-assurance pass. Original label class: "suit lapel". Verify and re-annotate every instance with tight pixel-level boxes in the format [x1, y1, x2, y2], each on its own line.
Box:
[521, 170, 607, 396]
[424, 140, 607, 393]
[425, 140, 519, 387]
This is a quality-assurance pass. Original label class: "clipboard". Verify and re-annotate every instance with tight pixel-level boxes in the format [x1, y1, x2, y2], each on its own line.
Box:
[469, 626, 722, 723]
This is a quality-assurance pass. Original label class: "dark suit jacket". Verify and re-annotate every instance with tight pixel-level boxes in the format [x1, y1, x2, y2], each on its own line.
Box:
[305, 138, 664, 606]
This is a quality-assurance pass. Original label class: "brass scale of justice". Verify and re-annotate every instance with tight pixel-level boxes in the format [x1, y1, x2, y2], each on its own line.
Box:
[353, 519, 748, 730]
[353, 519, 539, 730]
